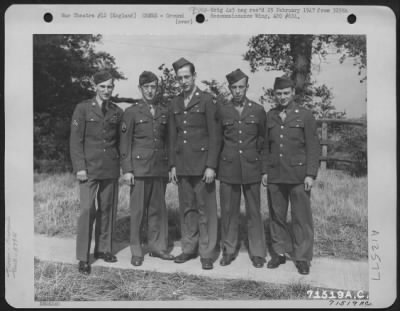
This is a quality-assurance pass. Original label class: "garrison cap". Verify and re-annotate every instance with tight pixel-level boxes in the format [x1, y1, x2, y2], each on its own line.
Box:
[139, 71, 158, 86]
[172, 57, 193, 72]
[93, 70, 113, 85]
[273, 76, 295, 90]
[226, 68, 248, 85]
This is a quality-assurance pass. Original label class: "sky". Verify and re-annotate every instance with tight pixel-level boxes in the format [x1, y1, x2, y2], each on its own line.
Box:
[95, 34, 366, 118]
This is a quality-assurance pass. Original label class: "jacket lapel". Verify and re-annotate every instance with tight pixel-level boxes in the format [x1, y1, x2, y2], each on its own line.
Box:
[184, 87, 201, 111]
[90, 98, 104, 118]
[239, 98, 252, 120]
[173, 94, 185, 113]
[271, 109, 282, 125]
[283, 103, 300, 124]
[226, 100, 240, 121]
[138, 99, 153, 119]
[154, 104, 166, 120]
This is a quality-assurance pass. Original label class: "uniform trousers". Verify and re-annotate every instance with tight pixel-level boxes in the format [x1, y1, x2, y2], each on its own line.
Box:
[177, 176, 218, 259]
[220, 182, 266, 258]
[129, 177, 169, 257]
[76, 178, 118, 261]
[267, 183, 314, 262]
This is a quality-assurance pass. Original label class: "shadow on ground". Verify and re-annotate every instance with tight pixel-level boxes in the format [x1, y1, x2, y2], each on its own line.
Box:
[111, 212, 282, 264]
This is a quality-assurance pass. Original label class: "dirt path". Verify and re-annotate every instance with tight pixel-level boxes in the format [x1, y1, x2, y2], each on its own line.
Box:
[35, 234, 368, 291]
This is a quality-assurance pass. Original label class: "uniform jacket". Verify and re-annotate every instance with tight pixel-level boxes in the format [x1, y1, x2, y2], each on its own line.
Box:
[168, 87, 219, 176]
[263, 102, 320, 184]
[120, 100, 169, 177]
[216, 98, 266, 184]
[70, 97, 123, 179]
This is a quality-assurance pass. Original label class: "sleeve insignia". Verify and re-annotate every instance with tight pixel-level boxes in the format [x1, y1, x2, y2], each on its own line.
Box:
[73, 120, 79, 127]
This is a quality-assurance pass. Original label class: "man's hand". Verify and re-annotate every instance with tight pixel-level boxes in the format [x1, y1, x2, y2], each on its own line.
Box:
[123, 172, 135, 186]
[304, 176, 314, 191]
[77, 170, 88, 182]
[261, 174, 268, 187]
[202, 168, 216, 184]
[170, 167, 178, 185]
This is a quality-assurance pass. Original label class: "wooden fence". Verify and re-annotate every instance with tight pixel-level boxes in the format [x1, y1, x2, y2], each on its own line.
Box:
[316, 119, 366, 170]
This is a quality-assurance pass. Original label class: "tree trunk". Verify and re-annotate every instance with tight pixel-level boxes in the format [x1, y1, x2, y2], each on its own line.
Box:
[290, 35, 313, 96]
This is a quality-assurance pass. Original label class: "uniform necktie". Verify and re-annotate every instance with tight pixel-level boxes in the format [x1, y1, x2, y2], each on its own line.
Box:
[101, 101, 107, 116]
[150, 105, 155, 117]
[279, 109, 287, 122]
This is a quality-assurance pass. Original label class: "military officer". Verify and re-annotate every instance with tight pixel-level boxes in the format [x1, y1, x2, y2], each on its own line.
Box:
[169, 57, 219, 270]
[263, 76, 320, 275]
[216, 69, 267, 268]
[70, 70, 123, 275]
[120, 71, 174, 267]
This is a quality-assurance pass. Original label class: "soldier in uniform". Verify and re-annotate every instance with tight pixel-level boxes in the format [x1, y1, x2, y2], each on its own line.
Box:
[169, 57, 219, 270]
[120, 71, 174, 267]
[70, 70, 123, 275]
[216, 69, 267, 268]
[263, 76, 320, 275]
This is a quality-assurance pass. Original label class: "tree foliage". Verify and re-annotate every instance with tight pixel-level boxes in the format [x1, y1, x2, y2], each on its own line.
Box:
[244, 34, 367, 175]
[34, 35, 125, 172]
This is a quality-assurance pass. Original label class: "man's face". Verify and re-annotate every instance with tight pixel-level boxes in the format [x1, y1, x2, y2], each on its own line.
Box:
[139, 80, 158, 102]
[95, 79, 114, 101]
[229, 77, 248, 103]
[274, 87, 295, 107]
[176, 65, 196, 93]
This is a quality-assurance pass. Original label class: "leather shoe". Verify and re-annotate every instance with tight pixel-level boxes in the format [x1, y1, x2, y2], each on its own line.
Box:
[251, 256, 265, 268]
[174, 252, 197, 264]
[149, 251, 175, 260]
[267, 255, 286, 269]
[131, 256, 144, 267]
[220, 254, 236, 266]
[295, 261, 310, 275]
[201, 258, 213, 270]
[78, 261, 91, 275]
[94, 252, 117, 263]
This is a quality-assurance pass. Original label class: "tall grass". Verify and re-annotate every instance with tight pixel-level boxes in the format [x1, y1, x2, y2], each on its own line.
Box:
[34, 169, 367, 260]
[35, 258, 344, 301]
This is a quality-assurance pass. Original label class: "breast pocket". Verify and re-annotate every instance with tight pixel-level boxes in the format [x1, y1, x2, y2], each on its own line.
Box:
[244, 115, 259, 135]
[287, 119, 305, 141]
[85, 115, 102, 137]
[188, 105, 206, 127]
[134, 117, 151, 138]
[222, 119, 235, 136]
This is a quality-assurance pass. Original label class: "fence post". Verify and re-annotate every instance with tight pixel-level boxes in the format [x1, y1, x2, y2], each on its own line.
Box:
[320, 121, 328, 170]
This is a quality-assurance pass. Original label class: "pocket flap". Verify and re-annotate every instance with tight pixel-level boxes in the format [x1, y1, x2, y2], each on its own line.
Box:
[137, 118, 150, 124]
[243, 151, 260, 162]
[221, 154, 233, 162]
[86, 114, 101, 122]
[223, 119, 234, 126]
[245, 116, 259, 124]
[288, 120, 304, 128]
[132, 150, 154, 160]
[191, 144, 208, 152]
[290, 155, 306, 166]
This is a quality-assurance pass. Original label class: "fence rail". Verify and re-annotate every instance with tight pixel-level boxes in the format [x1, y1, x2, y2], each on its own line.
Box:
[318, 119, 366, 170]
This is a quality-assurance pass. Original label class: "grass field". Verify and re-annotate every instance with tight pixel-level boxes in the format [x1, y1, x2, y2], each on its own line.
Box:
[35, 258, 366, 301]
[34, 169, 367, 260]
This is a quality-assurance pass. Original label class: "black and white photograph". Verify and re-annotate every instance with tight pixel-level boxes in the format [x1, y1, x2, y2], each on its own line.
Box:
[4, 4, 396, 308]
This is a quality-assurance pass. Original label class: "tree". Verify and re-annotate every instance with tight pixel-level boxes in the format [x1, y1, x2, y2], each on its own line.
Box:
[34, 35, 125, 172]
[244, 35, 367, 175]
[155, 64, 230, 104]
[244, 34, 366, 86]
